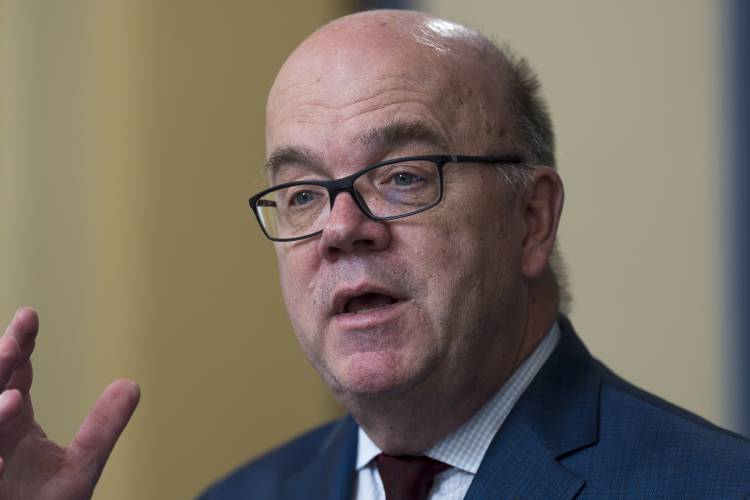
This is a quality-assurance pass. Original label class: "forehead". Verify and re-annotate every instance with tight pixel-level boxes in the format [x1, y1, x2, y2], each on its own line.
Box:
[265, 22, 505, 172]
[269, 44, 450, 140]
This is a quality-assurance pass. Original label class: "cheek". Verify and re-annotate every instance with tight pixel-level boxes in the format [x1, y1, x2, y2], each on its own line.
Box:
[276, 247, 320, 329]
[277, 251, 330, 372]
[416, 204, 518, 324]
[402, 220, 484, 323]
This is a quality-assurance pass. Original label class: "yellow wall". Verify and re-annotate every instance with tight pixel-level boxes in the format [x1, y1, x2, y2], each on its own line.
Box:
[1, 1, 350, 498]
[424, 0, 728, 428]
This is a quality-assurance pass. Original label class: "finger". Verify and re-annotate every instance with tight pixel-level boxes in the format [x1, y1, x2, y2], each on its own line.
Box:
[3, 307, 38, 360]
[68, 380, 140, 481]
[0, 335, 21, 390]
[6, 359, 32, 394]
[0, 389, 23, 426]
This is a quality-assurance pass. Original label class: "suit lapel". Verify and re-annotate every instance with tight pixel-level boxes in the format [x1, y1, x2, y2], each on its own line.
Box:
[464, 417, 585, 499]
[282, 416, 358, 500]
[465, 317, 600, 500]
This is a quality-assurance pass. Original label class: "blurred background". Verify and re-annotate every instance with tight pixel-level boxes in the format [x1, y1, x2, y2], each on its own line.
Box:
[1, 0, 747, 498]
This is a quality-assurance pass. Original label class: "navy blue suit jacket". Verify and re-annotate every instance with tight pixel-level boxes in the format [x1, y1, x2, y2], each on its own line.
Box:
[200, 318, 750, 499]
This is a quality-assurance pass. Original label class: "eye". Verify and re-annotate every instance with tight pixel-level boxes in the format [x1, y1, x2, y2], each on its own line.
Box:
[391, 171, 424, 186]
[289, 190, 317, 206]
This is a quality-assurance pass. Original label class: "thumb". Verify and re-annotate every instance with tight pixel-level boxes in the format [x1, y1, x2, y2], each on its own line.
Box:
[68, 380, 140, 483]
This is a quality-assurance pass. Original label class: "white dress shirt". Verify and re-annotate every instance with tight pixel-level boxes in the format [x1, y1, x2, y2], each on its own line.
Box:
[353, 322, 561, 500]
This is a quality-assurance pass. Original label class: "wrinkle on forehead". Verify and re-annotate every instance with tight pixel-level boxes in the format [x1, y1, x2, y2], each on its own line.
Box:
[271, 85, 437, 131]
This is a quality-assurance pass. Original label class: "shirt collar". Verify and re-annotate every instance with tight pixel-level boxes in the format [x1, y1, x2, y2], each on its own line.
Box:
[355, 321, 561, 472]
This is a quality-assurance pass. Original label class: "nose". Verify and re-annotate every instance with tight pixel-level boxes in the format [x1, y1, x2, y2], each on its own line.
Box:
[317, 191, 391, 261]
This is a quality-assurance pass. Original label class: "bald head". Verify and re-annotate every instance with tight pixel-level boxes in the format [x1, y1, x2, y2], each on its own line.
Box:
[294, 10, 493, 61]
[266, 10, 554, 173]
[268, 11, 519, 165]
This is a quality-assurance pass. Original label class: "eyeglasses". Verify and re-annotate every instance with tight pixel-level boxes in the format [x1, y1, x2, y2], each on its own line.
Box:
[249, 154, 523, 242]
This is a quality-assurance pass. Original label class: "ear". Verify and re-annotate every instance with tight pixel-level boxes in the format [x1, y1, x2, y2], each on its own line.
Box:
[520, 167, 564, 279]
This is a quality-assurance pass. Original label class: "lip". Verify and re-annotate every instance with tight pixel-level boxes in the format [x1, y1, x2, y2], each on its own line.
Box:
[331, 282, 407, 317]
[332, 299, 409, 331]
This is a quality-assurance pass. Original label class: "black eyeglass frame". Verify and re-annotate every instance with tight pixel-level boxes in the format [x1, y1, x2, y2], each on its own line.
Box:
[248, 154, 524, 242]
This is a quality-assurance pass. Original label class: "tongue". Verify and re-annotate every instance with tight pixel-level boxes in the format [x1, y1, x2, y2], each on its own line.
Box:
[345, 293, 396, 314]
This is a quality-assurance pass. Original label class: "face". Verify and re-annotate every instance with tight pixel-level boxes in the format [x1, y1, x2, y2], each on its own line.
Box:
[265, 19, 531, 406]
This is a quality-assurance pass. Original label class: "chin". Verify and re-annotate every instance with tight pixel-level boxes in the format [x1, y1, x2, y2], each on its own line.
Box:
[327, 350, 429, 398]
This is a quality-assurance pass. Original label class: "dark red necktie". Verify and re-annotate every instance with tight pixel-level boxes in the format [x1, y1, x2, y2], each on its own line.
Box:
[375, 453, 450, 500]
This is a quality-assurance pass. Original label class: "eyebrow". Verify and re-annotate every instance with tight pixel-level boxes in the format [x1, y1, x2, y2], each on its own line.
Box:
[264, 119, 450, 183]
[264, 145, 325, 183]
[359, 120, 450, 155]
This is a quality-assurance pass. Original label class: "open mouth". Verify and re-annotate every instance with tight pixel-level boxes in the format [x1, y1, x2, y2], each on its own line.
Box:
[342, 293, 398, 314]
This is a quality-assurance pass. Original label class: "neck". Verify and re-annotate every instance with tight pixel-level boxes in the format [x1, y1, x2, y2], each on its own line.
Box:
[344, 272, 559, 455]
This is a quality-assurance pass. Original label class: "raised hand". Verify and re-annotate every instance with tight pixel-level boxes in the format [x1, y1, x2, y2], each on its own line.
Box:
[0, 308, 140, 500]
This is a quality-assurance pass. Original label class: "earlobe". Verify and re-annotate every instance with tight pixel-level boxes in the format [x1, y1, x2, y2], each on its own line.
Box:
[521, 167, 564, 279]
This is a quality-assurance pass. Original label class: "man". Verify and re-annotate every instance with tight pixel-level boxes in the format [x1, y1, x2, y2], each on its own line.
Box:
[1, 9, 749, 500]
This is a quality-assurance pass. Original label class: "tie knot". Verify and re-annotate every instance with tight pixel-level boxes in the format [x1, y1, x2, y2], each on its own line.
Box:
[375, 453, 450, 500]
